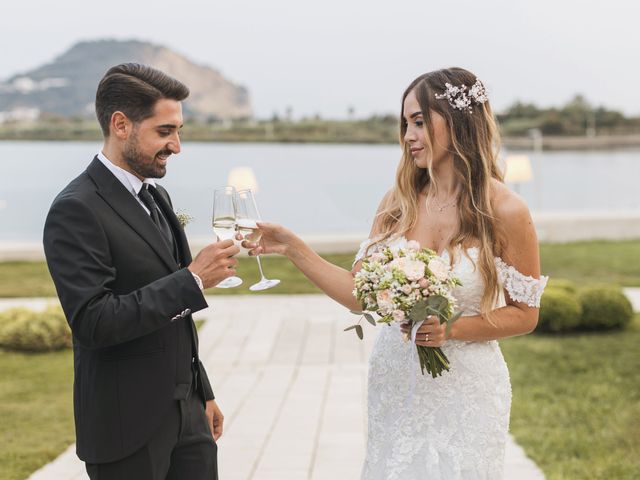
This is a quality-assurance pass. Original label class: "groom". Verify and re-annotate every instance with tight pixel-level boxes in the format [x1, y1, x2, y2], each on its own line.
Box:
[43, 63, 239, 479]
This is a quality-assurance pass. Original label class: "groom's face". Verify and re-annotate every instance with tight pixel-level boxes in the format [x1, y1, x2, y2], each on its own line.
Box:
[123, 98, 183, 179]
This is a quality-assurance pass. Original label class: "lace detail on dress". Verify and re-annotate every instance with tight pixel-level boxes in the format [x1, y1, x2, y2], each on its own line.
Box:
[495, 257, 548, 308]
[354, 238, 374, 267]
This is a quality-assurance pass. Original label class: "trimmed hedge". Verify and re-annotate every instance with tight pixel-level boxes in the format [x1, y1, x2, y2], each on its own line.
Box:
[538, 287, 582, 333]
[546, 278, 578, 295]
[579, 285, 634, 330]
[0, 305, 71, 352]
[537, 279, 634, 333]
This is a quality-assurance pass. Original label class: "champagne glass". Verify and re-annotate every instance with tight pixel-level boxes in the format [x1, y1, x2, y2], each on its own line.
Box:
[235, 189, 280, 291]
[212, 186, 243, 288]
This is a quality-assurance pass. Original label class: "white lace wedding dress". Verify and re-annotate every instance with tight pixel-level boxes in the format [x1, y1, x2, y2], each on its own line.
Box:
[356, 236, 548, 480]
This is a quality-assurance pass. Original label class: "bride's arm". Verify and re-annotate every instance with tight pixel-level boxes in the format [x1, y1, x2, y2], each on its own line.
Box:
[248, 194, 391, 312]
[449, 193, 545, 342]
[273, 230, 362, 311]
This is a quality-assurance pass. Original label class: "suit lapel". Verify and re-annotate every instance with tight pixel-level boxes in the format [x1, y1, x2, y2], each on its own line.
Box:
[86, 157, 178, 272]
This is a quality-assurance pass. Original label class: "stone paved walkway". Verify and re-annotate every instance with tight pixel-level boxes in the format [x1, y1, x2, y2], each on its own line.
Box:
[2, 295, 549, 479]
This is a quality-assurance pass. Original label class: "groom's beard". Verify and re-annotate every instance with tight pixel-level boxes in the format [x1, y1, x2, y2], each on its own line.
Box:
[123, 134, 171, 179]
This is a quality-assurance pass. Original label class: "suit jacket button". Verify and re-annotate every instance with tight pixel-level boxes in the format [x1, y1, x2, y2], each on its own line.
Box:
[184, 308, 191, 316]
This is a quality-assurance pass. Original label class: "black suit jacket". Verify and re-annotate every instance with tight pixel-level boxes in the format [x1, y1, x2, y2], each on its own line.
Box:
[43, 157, 214, 463]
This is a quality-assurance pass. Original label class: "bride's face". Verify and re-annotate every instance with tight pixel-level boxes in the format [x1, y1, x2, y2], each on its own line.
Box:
[403, 89, 451, 170]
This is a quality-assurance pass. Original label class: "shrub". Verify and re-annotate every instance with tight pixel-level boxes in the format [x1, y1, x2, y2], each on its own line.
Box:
[546, 278, 578, 295]
[0, 305, 71, 352]
[579, 285, 634, 330]
[537, 287, 582, 333]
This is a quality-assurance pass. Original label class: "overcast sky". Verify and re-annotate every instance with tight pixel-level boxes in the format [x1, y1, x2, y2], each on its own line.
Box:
[3, 0, 637, 119]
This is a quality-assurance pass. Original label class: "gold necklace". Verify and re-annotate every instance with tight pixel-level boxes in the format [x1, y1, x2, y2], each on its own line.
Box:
[428, 196, 457, 213]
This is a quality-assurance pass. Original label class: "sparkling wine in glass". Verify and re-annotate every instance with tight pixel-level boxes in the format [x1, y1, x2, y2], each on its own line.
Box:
[236, 189, 280, 291]
[212, 186, 242, 288]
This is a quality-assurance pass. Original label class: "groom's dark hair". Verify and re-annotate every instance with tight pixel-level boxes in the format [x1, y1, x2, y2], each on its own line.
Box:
[95, 63, 189, 137]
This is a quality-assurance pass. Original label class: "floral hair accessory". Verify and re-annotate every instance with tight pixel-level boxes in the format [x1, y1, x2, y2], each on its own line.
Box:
[435, 79, 488, 113]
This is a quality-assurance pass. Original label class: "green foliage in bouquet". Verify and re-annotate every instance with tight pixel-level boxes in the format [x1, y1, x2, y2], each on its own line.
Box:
[579, 285, 633, 330]
[0, 305, 72, 352]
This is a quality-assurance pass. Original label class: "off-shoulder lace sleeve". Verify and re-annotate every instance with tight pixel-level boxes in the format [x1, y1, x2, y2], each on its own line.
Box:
[353, 238, 374, 267]
[495, 257, 549, 307]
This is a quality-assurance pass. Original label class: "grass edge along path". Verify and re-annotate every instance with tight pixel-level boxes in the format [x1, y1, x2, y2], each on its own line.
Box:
[4, 239, 640, 298]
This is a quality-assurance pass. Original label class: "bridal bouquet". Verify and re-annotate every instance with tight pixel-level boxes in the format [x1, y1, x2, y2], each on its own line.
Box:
[347, 239, 462, 378]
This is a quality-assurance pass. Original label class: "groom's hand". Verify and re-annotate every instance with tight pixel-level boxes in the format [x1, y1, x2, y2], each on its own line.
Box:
[205, 399, 224, 441]
[189, 240, 240, 289]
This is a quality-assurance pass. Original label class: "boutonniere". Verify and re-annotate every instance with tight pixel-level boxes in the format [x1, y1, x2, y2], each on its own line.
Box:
[176, 209, 194, 228]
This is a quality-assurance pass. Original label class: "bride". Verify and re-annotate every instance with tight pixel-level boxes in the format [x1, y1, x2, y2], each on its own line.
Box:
[242, 67, 548, 479]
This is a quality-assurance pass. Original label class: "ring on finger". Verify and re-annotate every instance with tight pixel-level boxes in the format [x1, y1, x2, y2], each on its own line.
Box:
[424, 333, 429, 342]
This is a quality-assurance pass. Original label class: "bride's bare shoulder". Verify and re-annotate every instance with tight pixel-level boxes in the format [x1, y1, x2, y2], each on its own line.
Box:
[489, 179, 539, 264]
[490, 179, 531, 225]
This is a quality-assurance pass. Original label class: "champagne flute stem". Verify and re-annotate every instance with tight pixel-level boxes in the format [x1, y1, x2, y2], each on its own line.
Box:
[255, 255, 267, 280]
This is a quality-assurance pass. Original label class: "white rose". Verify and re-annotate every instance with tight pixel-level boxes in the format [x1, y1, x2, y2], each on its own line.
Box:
[428, 257, 450, 282]
[401, 284, 413, 295]
[370, 252, 386, 263]
[406, 240, 421, 251]
[402, 259, 426, 282]
[392, 310, 405, 322]
[390, 257, 407, 270]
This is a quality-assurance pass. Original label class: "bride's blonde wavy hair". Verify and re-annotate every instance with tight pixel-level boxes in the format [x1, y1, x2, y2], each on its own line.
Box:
[371, 67, 505, 320]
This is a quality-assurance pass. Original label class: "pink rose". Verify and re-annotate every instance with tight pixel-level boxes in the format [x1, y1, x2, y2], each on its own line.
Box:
[418, 278, 430, 288]
[376, 289, 394, 313]
[392, 310, 405, 322]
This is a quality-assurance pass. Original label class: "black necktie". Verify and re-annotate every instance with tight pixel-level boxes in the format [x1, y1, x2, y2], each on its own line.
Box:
[138, 184, 175, 253]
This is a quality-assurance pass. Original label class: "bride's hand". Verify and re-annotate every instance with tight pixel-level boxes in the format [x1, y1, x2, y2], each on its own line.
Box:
[400, 316, 447, 347]
[240, 222, 300, 257]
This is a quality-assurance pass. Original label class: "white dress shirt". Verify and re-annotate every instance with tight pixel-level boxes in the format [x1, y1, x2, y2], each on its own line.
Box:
[96, 151, 156, 216]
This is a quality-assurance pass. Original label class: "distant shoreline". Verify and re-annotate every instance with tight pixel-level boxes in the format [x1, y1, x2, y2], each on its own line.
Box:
[1, 123, 640, 150]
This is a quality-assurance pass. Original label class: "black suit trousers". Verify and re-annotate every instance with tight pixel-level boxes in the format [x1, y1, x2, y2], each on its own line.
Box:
[85, 387, 218, 480]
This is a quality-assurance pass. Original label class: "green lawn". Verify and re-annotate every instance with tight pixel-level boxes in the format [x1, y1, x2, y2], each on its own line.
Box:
[0, 349, 75, 480]
[540, 240, 640, 287]
[501, 316, 640, 479]
[0, 254, 355, 298]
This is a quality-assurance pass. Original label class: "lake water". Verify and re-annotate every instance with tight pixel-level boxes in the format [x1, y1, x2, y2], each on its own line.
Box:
[1, 141, 639, 242]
